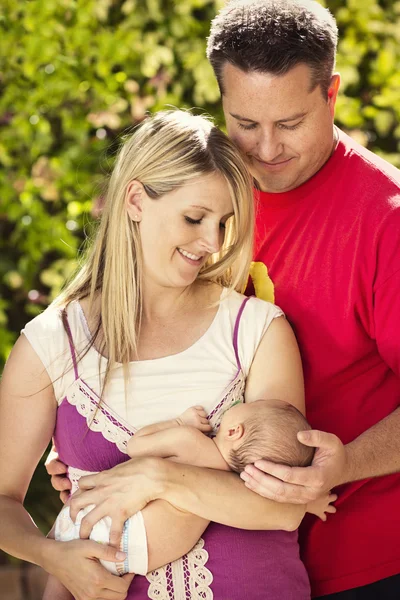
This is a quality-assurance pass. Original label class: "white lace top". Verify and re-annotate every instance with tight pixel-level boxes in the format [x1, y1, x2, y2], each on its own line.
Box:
[22, 289, 283, 428]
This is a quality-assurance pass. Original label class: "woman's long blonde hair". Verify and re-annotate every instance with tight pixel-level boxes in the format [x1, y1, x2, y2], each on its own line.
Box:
[55, 110, 254, 391]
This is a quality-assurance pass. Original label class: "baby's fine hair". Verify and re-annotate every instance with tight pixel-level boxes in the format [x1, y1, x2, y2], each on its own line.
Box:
[229, 400, 314, 473]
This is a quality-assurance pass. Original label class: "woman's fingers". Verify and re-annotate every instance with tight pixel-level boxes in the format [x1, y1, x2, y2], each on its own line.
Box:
[51, 473, 71, 491]
[109, 521, 125, 548]
[69, 489, 107, 522]
[79, 502, 125, 540]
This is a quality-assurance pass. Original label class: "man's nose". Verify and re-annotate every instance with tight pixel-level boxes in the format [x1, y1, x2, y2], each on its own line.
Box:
[256, 129, 284, 163]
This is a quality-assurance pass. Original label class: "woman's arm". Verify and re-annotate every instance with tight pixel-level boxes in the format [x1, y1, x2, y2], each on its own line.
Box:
[0, 335, 131, 600]
[70, 317, 306, 568]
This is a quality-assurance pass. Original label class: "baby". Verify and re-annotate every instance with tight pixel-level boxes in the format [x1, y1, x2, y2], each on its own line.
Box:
[52, 399, 332, 589]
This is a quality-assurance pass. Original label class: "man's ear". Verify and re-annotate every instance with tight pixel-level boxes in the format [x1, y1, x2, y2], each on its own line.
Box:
[226, 423, 245, 442]
[327, 73, 340, 117]
[126, 180, 145, 222]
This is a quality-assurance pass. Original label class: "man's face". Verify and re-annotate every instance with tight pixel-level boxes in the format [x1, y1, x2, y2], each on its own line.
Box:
[222, 63, 339, 193]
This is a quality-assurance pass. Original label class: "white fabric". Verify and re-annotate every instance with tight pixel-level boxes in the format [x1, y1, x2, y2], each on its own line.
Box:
[22, 289, 282, 579]
[55, 502, 148, 576]
[22, 290, 283, 429]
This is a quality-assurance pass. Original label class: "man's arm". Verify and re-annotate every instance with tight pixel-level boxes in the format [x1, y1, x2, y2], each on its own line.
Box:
[241, 247, 400, 504]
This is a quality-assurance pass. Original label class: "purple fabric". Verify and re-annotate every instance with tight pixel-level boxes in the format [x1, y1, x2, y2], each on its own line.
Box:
[54, 396, 131, 471]
[232, 296, 251, 370]
[128, 525, 310, 599]
[53, 301, 311, 599]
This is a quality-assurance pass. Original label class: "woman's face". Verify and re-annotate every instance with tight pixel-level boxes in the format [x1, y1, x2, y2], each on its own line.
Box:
[136, 172, 234, 291]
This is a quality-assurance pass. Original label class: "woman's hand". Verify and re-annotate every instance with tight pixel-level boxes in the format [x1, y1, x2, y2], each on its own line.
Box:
[69, 457, 167, 547]
[44, 539, 134, 600]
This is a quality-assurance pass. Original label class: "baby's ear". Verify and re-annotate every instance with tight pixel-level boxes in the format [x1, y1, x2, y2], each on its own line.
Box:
[226, 423, 244, 441]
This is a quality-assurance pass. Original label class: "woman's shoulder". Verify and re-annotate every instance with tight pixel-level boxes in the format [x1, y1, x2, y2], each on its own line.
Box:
[22, 300, 79, 338]
[222, 289, 285, 320]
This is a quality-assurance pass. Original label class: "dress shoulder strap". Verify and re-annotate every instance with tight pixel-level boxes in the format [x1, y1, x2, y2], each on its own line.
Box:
[232, 296, 251, 371]
[61, 307, 79, 380]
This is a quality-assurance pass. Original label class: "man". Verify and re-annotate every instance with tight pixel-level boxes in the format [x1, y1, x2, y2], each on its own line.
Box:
[205, 0, 400, 597]
[48, 1, 400, 597]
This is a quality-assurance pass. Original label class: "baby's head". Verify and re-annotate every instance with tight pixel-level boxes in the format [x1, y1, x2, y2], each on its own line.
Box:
[215, 399, 314, 473]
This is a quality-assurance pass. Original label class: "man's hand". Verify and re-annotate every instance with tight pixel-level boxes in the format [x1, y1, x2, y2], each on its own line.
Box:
[45, 446, 71, 503]
[240, 430, 349, 504]
[176, 406, 212, 432]
[69, 457, 167, 547]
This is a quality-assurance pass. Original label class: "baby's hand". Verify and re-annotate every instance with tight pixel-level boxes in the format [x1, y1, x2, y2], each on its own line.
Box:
[307, 492, 338, 521]
[177, 406, 212, 432]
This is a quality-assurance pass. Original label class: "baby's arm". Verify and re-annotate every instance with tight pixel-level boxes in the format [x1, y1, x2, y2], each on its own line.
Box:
[134, 406, 212, 438]
[128, 425, 229, 471]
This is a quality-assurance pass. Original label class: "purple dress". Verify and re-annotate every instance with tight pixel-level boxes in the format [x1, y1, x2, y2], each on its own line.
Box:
[54, 298, 310, 599]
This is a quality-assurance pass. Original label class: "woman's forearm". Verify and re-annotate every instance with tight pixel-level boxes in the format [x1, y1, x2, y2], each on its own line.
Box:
[143, 500, 209, 571]
[0, 495, 54, 568]
[159, 461, 305, 531]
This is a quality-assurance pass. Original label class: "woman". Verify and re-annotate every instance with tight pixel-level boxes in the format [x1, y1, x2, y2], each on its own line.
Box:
[0, 110, 310, 599]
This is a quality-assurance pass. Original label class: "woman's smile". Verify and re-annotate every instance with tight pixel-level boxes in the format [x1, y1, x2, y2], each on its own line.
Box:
[177, 247, 204, 266]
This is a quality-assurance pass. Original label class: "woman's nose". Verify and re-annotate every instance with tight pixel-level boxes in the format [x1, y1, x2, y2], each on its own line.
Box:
[199, 225, 222, 254]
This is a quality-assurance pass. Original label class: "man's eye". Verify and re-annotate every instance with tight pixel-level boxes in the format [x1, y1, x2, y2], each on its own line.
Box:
[185, 216, 202, 225]
[278, 121, 303, 131]
[238, 122, 257, 131]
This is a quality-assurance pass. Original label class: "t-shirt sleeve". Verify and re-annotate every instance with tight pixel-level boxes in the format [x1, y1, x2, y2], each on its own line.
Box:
[237, 297, 285, 377]
[374, 268, 400, 378]
[21, 306, 72, 401]
[372, 206, 400, 378]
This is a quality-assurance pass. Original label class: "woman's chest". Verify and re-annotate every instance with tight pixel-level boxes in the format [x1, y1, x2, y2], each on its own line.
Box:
[54, 354, 244, 472]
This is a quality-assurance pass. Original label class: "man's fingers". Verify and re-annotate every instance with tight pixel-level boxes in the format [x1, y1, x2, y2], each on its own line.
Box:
[241, 469, 311, 504]
[297, 429, 340, 450]
[251, 460, 318, 488]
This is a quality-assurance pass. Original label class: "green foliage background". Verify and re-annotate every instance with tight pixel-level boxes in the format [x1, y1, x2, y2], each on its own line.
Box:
[1, 0, 400, 561]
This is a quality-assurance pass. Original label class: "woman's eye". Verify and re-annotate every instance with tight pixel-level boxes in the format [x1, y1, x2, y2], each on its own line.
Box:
[219, 222, 226, 230]
[238, 122, 257, 131]
[185, 216, 202, 225]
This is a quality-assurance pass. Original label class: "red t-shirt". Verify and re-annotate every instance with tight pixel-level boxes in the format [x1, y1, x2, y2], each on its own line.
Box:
[250, 129, 400, 596]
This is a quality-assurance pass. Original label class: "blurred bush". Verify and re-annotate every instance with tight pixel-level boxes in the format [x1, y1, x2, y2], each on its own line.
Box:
[0, 0, 400, 559]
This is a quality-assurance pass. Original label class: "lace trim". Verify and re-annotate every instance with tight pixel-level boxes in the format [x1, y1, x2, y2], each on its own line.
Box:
[68, 466, 95, 494]
[67, 378, 134, 454]
[207, 370, 245, 437]
[146, 538, 213, 600]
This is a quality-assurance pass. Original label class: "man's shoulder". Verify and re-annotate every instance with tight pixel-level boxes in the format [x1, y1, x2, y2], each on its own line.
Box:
[338, 129, 400, 194]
